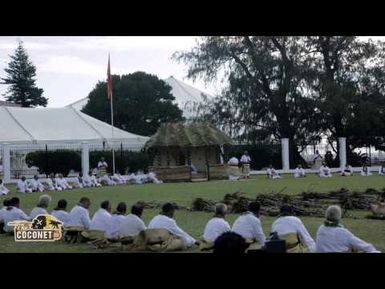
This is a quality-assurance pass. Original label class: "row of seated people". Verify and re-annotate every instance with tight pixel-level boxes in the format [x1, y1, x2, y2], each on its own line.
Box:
[0, 196, 380, 253]
[0, 170, 162, 195]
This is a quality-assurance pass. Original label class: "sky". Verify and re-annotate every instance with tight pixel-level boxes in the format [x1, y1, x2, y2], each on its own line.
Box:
[0, 36, 222, 107]
[0, 36, 383, 108]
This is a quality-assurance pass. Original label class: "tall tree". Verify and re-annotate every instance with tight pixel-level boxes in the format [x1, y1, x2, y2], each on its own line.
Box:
[82, 71, 184, 136]
[174, 36, 321, 167]
[1, 41, 47, 107]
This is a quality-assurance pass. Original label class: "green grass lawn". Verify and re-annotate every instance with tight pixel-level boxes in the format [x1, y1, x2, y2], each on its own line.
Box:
[1, 174, 384, 253]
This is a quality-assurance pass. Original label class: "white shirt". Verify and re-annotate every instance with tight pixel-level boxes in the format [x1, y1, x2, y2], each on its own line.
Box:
[106, 214, 126, 239]
[57, 177, 71, 189]
[30, 179, 44, 191]
[0, 206, 7, 222]
[0, 183, 10, 195]
[294, 167, 305, 177]
[30, 207, 48, 219]
[316, 224, 380, 253]
[51, 210, 70, 225]
[118, 214, 146, 238]
[17, 180, 31, 193]
[98, 161, 108, 168]
[240, 155, 251, 164]
[66, 205, 91, 229]
[202, 217, 231, 243]
[232, 212, 266, 244]
[148, 214, 196, 247]
[319, 166, 331, 174]
[361, 167, 372, 176]
[272, 216, 316, 252]
[3, 207, 30, 232]
[90, 208, 112, 232]
[228, 157, 239, 166]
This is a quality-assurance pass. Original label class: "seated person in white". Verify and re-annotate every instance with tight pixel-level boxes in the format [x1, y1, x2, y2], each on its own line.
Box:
[267, 165, 281, 179]
[360, 164, 372, 176]
[341, 164, 353, 176]
[316, 205, 380, 253]
[51, 199, 70, 226]
[148, 203, 198, 248]
[66, 197, 92, 230]
[30, 194, 51, 219]
[0, 179, 10, 195]
[80, 173, 92, 188]
[379, 165, 385, 176]
[227, 157, 240, 181]
[30, 175, 45, 192]
[89, 171, 102, 187]
[294, 164, 306, 178]
[117, 203, 146, 239]
[2, 197, 30, 232]
[0, 199, 11, 226]
[271, 205, 316, 253]
[111, 173, 126, 185]
[57, 174, 73, 190]
[147, 170, 162, 184]
[232, 201, 266, 248]
[106, 202, 128, 240]
[201, 203, 231, 250]
[89, 200, 112, 235]
[17, 176, 32, 193]
[46, 173, 62, 191]
[100, 174, 117, 186]
[319, 163, 332, 178]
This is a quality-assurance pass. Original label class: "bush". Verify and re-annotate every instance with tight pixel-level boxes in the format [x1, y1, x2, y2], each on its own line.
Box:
[25, 150, 81, 177]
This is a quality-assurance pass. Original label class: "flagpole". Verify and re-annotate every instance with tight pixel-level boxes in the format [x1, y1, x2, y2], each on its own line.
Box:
[110, 90, 115, 175]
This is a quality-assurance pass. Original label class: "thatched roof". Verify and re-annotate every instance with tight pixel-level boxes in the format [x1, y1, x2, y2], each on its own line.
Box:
[145, 122, 234, 148]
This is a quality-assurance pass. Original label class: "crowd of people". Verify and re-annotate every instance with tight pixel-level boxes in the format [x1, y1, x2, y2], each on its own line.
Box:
[0, 195, 380, 253]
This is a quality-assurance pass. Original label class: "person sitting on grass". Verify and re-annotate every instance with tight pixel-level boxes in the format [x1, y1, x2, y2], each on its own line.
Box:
[319, 163, 332, 178]
[111, 173, 126, 185]
[17, 176, 32, 193]
[51, 199, 70, 225]
[232, 201, 266, 250]
[30, 194, 52, 219]
[267, 165, 281, 179]
[0, 198, 11, 232]
[117, 203, 146, 240]
[100, 173, 117, 186]
[46, 173, 62, 191]
[271, 205, 316, 253]
[147, 202, 198, 250]
[106, 202, 127, 240]
[341, 164, 353, 176]
[57, 174, 73, 190]
[0, 179, 10, 195]
[360, 164, 372, 176]
[213, 232, 248, 255]
[66, 197, 91, 230]
[200, 203, 231, 251]
[3, 197, 30, 233]
[30, 175, 45, 192]
[316, 205, 380, 253]
[89, 170, 102, 187]
[294, 164, 306, 178]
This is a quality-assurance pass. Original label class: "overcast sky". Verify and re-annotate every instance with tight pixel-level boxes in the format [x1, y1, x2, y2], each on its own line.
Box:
[0, 36, 222, 107]
[0, 36, 383, 108]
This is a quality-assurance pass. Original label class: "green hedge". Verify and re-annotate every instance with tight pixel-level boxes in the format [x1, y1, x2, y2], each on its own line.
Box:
[26, 150, 151, 176]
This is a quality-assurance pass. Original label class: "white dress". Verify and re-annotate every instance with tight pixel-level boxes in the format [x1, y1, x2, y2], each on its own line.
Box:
[202, 217, 231, 243]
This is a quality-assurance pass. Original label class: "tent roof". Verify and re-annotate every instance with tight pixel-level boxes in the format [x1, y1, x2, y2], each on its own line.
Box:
[0, 106, 149, 147]
[145, 122, 233, 148]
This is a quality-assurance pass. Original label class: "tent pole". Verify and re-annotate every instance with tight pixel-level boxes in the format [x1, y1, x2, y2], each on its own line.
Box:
[110, 91, 115, 174]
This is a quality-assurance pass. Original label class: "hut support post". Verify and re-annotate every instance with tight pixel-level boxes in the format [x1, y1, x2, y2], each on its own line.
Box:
[2, 143, 10, 183]
[81, 142, 89, 178]
[281, 138, 290, 172]
[205, 147, 210, 180]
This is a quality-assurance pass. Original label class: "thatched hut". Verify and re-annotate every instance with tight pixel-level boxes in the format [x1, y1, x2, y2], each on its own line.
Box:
[145, 122, 234, 182]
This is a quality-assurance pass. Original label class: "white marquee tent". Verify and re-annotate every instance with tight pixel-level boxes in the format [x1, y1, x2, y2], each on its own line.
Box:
[0, 106, 149, 149]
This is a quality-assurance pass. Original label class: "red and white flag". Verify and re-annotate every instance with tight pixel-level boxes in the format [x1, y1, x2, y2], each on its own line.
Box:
[107, 54, 112, 100]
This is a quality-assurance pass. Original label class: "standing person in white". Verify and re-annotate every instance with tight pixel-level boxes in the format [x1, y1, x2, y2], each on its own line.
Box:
[106, 202, 128, 240]
[117, 203, 146, 239]
[232, 201, 266, 250]
[200, 203, 231, 251]
[294, 164, 306, 178]
[316, 205, 380, 253]
[30, 194, 52, 219]
[319, 163, 332, 178]
[66, 197, 92, 230]
[17, 176, 32, 193]
[2, 197, 30, 232]
[97, 157, 108, 177]
[51, 199, 70, 225]
[271, 205, 316, 253]
[0, 179, 10, 195]
[240, 151, 252, 179]
[148, 202, 198, 248]
[30, 175, 45, 192]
